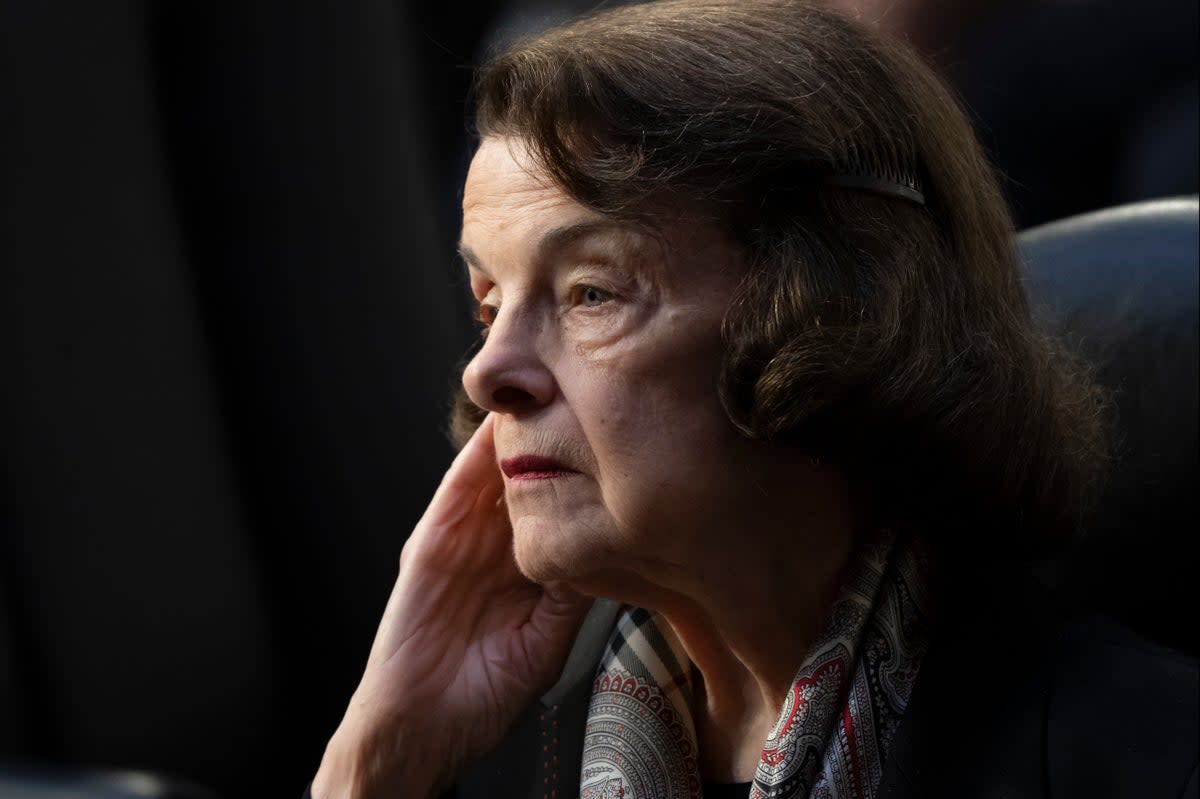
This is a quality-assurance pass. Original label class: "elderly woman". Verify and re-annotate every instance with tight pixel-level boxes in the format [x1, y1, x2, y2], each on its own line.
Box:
[310, 2, 1197, 797]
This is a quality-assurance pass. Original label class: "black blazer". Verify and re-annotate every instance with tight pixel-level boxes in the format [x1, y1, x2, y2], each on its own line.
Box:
[450, 570, 1199, 798]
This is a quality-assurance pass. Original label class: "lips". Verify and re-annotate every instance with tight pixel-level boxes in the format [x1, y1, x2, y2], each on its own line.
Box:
[500, 455, 578, 480]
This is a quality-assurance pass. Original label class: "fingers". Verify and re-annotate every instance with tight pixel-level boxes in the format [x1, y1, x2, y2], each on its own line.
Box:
[522, 582, 593, 685]
[411, 412, 508, 564]
[366, 414, 506, 668]
[420, 413, 504, 530]
[530, 582, 591, 630]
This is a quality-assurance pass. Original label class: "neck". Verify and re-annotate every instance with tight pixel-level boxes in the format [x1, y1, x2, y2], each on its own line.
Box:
[662, 520, 853, 782]
[628, 490, 857, 781]
[570, 458, 863, 782]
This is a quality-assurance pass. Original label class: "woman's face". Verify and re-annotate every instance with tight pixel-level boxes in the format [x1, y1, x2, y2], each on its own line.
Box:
[460, 137, 764, 589]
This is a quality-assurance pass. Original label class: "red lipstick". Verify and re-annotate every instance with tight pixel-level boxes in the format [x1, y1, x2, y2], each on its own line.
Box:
[500, 455, 577, 480]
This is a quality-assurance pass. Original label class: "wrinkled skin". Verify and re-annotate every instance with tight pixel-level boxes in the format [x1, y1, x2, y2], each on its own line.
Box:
[312, 415, 591, 797]
[312, 137, 856, 794]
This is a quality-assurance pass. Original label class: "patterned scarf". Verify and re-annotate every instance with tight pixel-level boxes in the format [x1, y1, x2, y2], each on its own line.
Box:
[579, 529, 933, 799]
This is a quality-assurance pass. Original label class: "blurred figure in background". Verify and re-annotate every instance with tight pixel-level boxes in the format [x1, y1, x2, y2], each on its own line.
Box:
[823, 0, 1199, 226]
[487, 0, 1198, 228]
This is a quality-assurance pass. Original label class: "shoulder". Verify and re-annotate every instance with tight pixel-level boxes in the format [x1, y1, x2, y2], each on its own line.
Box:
[1045, 617, 1198, 797]
[885, 597, 1198, 798]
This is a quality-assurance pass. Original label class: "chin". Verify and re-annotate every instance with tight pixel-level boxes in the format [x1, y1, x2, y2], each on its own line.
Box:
[509, 514, 610, 586]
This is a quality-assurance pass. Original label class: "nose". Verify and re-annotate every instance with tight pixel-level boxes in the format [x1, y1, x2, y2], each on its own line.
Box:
[462, 307, 556, 414]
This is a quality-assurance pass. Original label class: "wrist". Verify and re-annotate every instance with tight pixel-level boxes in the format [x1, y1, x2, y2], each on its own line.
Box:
[312, 724, 438, 799]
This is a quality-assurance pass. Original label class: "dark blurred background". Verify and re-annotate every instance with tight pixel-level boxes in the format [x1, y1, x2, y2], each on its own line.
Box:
[0, 0, 1195, 797]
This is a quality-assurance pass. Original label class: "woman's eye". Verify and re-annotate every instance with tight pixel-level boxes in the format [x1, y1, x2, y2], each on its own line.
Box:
[574, 285, 612, 308]
[476, 302, 498, 328]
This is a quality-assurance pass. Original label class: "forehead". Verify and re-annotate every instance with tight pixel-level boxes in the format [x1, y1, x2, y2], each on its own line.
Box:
[460, 136, 742, 281]
[463, 137, 548, 200]
[462, 138, 593, 242]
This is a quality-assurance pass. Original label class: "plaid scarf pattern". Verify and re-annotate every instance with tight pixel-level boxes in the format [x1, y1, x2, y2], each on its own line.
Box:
[580, 530, 933, 799]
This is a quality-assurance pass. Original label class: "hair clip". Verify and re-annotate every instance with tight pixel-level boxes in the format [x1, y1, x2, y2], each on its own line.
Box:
[824, 173, 926, 206]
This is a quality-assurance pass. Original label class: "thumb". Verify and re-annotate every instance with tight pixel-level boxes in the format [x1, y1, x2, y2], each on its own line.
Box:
[523, 582, 593, 670]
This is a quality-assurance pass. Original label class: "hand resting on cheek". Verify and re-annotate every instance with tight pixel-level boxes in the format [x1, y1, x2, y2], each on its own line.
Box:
[311, 413, 592, 799]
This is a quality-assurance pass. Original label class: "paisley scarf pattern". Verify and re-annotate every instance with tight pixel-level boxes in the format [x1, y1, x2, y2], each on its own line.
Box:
[580, 529, 933, 799]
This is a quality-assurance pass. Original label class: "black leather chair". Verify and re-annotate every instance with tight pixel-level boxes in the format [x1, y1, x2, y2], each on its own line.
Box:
[1018, 196, 1199, 657]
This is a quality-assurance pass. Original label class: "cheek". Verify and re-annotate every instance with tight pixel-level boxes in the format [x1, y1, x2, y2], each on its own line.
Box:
[589, 316, 727, 438]
[564, 333, 731, 527]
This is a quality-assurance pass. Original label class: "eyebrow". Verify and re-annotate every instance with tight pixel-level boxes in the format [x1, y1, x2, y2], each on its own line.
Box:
[457, 219, 652, 275]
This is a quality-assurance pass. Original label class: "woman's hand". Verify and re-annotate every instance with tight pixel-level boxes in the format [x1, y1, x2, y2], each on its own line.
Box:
[311, 414, 592, 799]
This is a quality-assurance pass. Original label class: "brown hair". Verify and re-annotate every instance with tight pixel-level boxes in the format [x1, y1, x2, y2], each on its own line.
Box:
[453, 0, 1110, 554]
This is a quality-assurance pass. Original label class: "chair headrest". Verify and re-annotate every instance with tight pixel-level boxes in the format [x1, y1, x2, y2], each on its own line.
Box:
[1018, 197, 1199, 655]
[1021, 197, 1198, 319]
